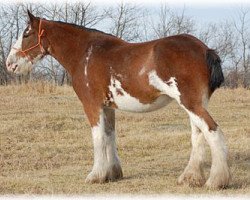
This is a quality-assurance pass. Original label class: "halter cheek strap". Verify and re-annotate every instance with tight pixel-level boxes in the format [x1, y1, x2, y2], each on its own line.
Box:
[13, 19, 45, 64]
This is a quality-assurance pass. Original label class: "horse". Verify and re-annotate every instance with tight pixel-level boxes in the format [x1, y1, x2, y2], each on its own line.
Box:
[6, 10, 230, 189]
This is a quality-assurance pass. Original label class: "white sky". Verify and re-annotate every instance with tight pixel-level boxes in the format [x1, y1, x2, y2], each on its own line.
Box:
[3, 0, 250, 6]
[2, 0, 250, 24]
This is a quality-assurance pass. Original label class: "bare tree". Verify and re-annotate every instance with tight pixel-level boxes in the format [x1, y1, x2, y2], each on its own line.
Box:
[234, 7, 250, 87]
[197, 22, 218, 46]
[104, 2, 144, 41]
[152, 4, 195, 38]
[0, 2, 249, 88]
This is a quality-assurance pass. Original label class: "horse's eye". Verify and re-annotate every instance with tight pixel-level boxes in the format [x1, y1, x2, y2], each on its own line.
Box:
[23, 34, 29, 38]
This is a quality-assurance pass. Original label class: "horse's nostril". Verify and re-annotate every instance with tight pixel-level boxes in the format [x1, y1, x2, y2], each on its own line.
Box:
[12, 64, 18, 72]
[6, 62, 12, 68]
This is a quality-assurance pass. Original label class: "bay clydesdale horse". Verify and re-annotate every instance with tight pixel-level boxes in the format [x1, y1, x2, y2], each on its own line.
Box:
[6, 11, 230, 189]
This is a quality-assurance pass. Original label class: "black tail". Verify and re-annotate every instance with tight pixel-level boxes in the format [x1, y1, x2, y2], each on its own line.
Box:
[206, 49, 224, 93]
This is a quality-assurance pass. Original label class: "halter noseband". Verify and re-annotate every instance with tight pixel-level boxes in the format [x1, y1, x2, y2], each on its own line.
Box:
[13, 19, 45, 63]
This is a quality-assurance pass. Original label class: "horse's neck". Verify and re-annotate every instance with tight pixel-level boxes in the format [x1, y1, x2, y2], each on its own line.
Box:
[46, 22, 92, 75]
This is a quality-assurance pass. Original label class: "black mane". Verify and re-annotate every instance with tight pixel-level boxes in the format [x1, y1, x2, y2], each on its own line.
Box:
[51, 19, 115, 38]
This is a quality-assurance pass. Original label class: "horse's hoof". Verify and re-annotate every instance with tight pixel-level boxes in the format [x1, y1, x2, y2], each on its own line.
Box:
[85, 164, 123, 184]
[205, 175, 230, 189]
[177, 168, 205, 187]
[205, 165, 231, 189]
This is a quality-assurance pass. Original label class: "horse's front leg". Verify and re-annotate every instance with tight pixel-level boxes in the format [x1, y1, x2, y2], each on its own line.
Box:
[85, 107, 123, 183]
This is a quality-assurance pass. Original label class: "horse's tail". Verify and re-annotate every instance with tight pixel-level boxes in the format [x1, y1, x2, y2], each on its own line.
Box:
[206, 49, 224, 93]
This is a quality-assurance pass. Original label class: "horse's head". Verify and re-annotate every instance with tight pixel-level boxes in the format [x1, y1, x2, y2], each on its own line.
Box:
[6, 10, 49, 75]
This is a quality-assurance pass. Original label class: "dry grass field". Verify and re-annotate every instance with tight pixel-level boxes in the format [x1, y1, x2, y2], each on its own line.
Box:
[0, 82, 249, 195]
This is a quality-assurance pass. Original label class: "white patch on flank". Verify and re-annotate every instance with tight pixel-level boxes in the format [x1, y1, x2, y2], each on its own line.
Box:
[89, 110, 120, 177]
[109, 76, 171, 112]
[139, 66, 146, 76]
[84, 45, 93, 77]
[148, 70, 181, 103]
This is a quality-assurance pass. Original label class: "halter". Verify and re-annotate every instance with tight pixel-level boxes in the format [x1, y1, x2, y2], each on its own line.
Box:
[13, 19, 45, 63]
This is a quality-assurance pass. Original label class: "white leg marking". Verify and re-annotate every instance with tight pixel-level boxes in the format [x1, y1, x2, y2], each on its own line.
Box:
[86, 108, 122, 183]
[178, 120, 206, 186]
[187, 110, 230, 188]
[185, 110, 209, 132]
[189, 121, 206, 168]
[204, 127, 230, 188]
[148, 70, 206, 186]
[91, 123, 119, 172]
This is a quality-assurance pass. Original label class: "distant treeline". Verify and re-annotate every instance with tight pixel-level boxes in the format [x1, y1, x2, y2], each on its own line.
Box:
[0, 2, 249, 88]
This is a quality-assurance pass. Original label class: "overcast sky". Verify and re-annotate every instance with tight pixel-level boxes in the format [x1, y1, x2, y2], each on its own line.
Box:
[110, 0, 250, 24]
[3, 0, 250, 24]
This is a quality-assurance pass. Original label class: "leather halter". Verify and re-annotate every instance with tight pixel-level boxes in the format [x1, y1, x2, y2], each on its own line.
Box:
[13, 19, 45, 63]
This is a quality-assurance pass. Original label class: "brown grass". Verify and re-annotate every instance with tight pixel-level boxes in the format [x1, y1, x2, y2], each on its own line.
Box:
[0, 82, 249, 195]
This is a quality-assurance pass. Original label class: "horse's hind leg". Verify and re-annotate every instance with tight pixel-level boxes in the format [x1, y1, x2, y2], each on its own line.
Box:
[182, 104, 231, 189]
[148, 70, 230, 189]
[177, 119, 206, 187]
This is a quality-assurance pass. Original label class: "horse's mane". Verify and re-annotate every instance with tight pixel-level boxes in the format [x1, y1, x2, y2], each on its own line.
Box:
[51, 19, 116, 38]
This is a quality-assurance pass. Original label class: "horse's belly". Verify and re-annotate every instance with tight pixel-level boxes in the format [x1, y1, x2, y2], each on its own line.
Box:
[109, 76, 172, 112]
[113, 94, 172, 113]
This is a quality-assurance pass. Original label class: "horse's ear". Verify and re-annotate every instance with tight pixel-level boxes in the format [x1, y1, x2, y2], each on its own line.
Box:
[27, 10, 35, 24]
[27, 10, 39, 28]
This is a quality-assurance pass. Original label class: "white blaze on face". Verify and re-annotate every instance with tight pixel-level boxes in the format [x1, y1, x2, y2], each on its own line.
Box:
[6, 31, 31, 75]
[7, 32, 25, 61]
[6, 28, 42, 75]
[14, 32, 23, 49]
[108, 76, 171, 112]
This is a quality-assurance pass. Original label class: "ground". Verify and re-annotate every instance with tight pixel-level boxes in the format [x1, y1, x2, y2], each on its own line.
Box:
[0, 82, 249, 195]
